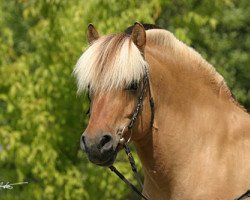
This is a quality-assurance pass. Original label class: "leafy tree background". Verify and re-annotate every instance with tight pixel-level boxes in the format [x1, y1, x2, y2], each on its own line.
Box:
[0, 0, 249, 199]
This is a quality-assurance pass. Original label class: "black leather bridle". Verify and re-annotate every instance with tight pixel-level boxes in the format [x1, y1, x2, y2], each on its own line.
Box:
[235, 190, 250, 200]
[109, 65, 154, 200]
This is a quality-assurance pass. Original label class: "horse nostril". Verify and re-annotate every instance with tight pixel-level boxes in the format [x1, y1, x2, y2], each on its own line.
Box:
[80, 135, 86, 151]
[98, 134, 113, 151]
[100, 135, 112, 147]
[81, 135, 85, 143]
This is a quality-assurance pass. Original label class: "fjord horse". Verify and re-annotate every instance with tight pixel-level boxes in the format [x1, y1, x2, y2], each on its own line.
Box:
[74, 23, 250, 199]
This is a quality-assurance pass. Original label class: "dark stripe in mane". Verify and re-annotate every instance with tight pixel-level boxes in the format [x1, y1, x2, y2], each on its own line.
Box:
[124, 23, 162, 35]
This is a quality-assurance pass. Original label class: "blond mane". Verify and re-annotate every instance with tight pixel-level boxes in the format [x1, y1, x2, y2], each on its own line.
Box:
[74, 33, 147, 93]
[74, 28, 242, 109]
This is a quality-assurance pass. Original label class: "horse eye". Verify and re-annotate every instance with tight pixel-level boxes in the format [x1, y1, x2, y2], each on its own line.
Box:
[126, 82, 138, 91]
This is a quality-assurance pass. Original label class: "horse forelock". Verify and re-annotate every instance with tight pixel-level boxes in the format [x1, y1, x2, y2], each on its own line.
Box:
[74, 33, 147, 93]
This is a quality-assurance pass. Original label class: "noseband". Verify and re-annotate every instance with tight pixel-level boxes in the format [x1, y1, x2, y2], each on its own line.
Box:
[110, 64, 154, 200]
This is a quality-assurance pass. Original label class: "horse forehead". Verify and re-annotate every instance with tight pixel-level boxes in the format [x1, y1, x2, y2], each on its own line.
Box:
[93, 91, 124, 108]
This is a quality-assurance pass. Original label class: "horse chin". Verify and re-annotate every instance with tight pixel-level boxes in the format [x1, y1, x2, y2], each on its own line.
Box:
[97, 154, 117, 167]
[94, 152, 118, 167]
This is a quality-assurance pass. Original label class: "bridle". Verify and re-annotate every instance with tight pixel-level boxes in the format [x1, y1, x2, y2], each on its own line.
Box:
[116, 64, 154, 143]
[109, 64, 154, 200]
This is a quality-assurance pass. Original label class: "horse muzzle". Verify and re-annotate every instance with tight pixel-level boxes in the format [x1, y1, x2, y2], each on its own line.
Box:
[80, 133, 118, 166]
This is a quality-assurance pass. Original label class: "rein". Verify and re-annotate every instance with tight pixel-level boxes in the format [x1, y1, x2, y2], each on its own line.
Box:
[234, 190, 250, 200]
[109, 65, 154, 200]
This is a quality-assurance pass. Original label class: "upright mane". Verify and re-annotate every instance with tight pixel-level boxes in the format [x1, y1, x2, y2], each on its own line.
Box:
[74, 33, 147, 93]
[145, 29, 242, 108]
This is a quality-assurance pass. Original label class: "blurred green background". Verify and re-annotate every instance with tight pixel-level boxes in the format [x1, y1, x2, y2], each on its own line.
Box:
[0, 0, 249, 199]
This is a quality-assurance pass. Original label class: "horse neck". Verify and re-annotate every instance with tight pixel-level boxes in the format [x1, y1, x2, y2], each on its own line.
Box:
[133, 43, 243, 190]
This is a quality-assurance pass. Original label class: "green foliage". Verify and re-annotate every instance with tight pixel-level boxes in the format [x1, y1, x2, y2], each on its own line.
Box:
[0, 0, 249, 199]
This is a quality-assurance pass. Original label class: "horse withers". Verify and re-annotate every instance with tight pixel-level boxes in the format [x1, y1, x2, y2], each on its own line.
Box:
[74, 22, 250, 200]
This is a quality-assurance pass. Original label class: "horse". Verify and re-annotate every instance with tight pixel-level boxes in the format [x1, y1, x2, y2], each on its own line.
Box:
[74, 22, 250, 200]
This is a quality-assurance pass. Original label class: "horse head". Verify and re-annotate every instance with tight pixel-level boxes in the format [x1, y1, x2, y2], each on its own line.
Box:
[75, 23, 153, 166]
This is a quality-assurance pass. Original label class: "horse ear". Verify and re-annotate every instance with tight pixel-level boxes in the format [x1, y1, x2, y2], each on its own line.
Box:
[87, 24, 100, 45]
[130, 22, 146, 53]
